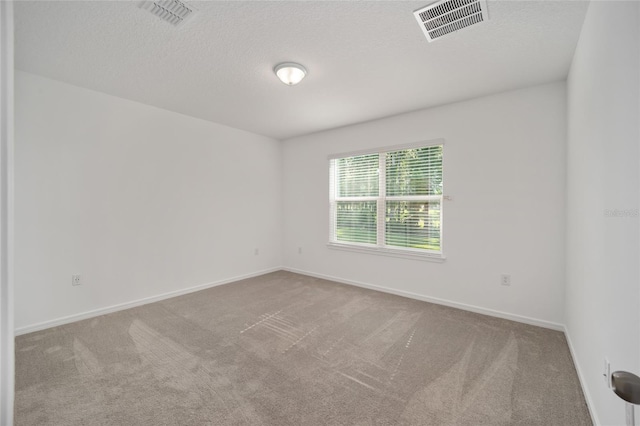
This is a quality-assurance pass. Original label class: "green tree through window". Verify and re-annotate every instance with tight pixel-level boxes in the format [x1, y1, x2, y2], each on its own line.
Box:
[330, 144, 443, 254]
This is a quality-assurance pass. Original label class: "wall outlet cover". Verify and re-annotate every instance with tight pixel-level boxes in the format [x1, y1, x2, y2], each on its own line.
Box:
[500, 274, 511, 286]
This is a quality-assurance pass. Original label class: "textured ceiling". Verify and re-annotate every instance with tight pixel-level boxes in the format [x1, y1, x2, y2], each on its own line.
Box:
[14, 0, 589, 140]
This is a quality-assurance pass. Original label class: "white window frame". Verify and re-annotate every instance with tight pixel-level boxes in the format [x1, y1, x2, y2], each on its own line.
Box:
[328, 139, 446, 262]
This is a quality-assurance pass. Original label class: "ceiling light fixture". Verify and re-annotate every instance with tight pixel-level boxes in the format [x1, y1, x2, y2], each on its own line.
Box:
[274, 62, 307, 86]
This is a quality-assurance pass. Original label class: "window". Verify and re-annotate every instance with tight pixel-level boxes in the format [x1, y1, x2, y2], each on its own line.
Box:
[329, 142, 444, 259]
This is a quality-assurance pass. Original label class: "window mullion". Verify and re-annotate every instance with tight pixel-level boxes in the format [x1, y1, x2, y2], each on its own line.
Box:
[329, 159, 336, 242]
[377, 153, 386, 247]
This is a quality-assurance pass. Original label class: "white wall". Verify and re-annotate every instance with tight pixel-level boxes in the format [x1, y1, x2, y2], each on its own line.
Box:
[565, 1, 640, 425]
[14, 71, 283, 332]
[0, 1, 15, 424]
[282, 82, 567, 328]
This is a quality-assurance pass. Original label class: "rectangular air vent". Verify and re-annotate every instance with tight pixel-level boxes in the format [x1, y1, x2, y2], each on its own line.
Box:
[141, 0, 197, 27]
[414, 0, 489, 42]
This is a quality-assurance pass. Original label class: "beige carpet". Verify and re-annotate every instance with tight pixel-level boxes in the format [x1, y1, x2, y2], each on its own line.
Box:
[15, 271, 591, 425]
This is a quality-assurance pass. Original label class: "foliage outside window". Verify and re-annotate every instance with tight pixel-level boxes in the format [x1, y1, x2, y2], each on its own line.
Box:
[329, 144, 443, 257]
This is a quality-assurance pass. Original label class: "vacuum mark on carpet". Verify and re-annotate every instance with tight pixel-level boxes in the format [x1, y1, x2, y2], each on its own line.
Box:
[44, 345, 61, 354]
[338, 371, 377, 391]
[240, 311, 319, 353]
[73, 338, 103, 376]
[283, 326, 318, 353]
[406, 329, 416, 349]
[388, 328, 418, 383]
[129, 319, 193, 366]
[260, 322, 299, 342]
[269, 315, 301, 330]
[322, 336, 345, 357]
[240, 310, 283, 334]
[17, 345, 37, 352]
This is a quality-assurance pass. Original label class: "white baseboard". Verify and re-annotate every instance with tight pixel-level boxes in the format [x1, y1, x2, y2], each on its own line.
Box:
[564, 325, 599, 426]
[14, 267, 282, 336]
[282, 267, 565, 332]
[16, 266, 565, 334]
[15, 265, 595, 424]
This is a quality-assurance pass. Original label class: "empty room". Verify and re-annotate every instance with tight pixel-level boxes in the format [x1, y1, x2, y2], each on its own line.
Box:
[0, 0, 639, 424]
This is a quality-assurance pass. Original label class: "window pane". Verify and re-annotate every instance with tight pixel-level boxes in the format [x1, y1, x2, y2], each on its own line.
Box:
[336, 201, 377, 244]
[386, 146, 442, 196]
[336, 154, 379, 197]
[386, 201, 440, 251]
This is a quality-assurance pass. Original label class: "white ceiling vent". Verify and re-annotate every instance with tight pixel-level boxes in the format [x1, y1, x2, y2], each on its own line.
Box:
[140, 0, 197, 27]
[414, 0, 489, 42]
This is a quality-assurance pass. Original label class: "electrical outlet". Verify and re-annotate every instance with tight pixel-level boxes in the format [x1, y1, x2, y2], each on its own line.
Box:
[500, 274, 511, 286]
[604, 357, 611, 387]
[298, 247, 302, 254]
[72, 274, 82, 286]
[254, 248, 259, 255]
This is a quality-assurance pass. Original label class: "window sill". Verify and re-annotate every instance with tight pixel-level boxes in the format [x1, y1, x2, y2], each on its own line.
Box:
[327, 242, 446, 262]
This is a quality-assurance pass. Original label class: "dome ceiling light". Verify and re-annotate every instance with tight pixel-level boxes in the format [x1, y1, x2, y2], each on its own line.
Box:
[274, 62, 307, 86]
